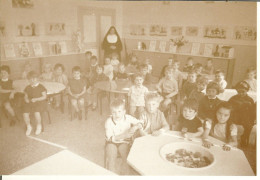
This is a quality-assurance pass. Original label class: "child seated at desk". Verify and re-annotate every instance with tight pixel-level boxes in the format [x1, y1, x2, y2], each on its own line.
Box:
[115, 63, 128, 80]
[86, 55, 98, 80]
[23, 71, 47, 136]
[68, 66, 87, 120]
[228, 81, 256, 147]
[202, 101, 238, 151]
[139, 64, 153, 85]
[244, 67, 256, 92]
[157, 66, 178, 115]
[181, 70, 197, 101]
[22, 62, 32, 79]
[128, 73, 148, 117]
[177, 98, 204, 138]
[40, 63, 53, 81]
[127, 54, 139, 72]
[189, 76, 209, 103]
[139, 93, 169, 136]
[183, 57, 194, 72]
[198, 82, 222, 125]
[203, 58, 215, 75]
[110, 53, 120, 72]
[0, 65, 16, 126]
[105, 98, 143, 175]
[213, 70, 227, 92]
[52, 63, 68, 109]
[87, 65, 109, 110]
[103, 57, 114, 80]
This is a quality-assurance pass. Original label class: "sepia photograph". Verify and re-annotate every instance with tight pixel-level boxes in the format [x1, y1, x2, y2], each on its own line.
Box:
[0, 0, 257, 178]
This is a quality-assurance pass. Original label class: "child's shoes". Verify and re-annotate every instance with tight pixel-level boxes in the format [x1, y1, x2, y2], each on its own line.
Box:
[26, 125, 32, 136]
[35, 125, 42, 135]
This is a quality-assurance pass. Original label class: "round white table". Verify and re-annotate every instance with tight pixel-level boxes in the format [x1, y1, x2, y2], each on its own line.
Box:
[127, 131, 254, 176]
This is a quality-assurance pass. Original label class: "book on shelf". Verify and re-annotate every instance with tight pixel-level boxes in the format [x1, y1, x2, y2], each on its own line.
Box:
[229, 48, 234, 58]
[18, 42, 30, 57]
[169, 43, 177, 53]
[149, 40, 156, 51]
[4, 44, 16, 58]
[159, 41, 166, 52]
[32, 42, 43, 56]
[203, 43, 213, 57]
[59, 41, 67, 54]
[49, 42, 61, 55]
[190, 42, 200, 55]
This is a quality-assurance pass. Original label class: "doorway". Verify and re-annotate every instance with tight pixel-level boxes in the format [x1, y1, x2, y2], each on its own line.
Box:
[78, 6, 115, 64]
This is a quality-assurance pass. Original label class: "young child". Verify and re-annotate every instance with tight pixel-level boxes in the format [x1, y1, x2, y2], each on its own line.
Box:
[23, 71, 47, 136]
[198, 82, 222, 125]
[115, 63, 128, 80]
[183, 57, 194, 72]
[172, 59, 183, 90]
[139, 93, 169, 136]
[203, 58, 215, 75]
[193, 63, 203, 78]
[22, 62, 32, 79]
[157, 66, 178, 114]
[203, 101, 238, 151]
[68, 66, 87, 120]
[189, 76, 209, 103]
[105, 98, 143, 174]
[110, 53, 120, 72]
[52, 63, 68, 109]
[103, 57, 114, 80]
[40, 63, 53, 81]
[181, 70, 197, 101]
[86, 55, 98, 80]
[84, 51, 92, 71]
[139, 64, 153, 85]
[0, 65, 16, 126]
[244, 67, 256, 92]
[228, 81, 256, 147]
[160, 57, 173, 79]
[127, 54, 139, 72]
[178, 98, 204, 138]
[128, 73, 149, 117]
[87, 65, 109, 110]
[145, 58, 152, 74]
[214, 70, 227, 92]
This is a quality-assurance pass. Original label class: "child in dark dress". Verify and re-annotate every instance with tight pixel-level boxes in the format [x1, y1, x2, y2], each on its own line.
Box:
[183, 57, 194, 72]
[23, 71, 47, 136]
[181, 70, 197, 101]
[228, 81, 256, 146]
[115, 63, 128, 80]
[139, 64, 153, 85]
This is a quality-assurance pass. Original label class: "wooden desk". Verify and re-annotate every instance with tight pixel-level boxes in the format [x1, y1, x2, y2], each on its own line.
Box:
[127, 131, 254, 176]
[12, 150, 116, 175]
[132, 49, 235, 88]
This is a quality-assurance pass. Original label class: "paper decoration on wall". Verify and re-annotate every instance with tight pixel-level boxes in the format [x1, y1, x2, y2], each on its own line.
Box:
[204, 26, 226, 39]
[17, 23, 38, 36]
[159, 41, 167, 52]
[49, 42, 61, 55]
[191, 42, 200, 55]
[32, 42, 43, 56]
[186, 26, 199, 37]
[0, 21, 6, 36]
[4, 44, 16, 58]
[130, 24, 146, 36]
[149, 40, 156, 51]
[149, 25, 167, 36]
[234, 26, 256, 40]
[12, 0, 34, 8]
[59, 41, 67, 54]
[203, 44, 213, 56]
[171, 26, 182, 36]
[18, 42, 30, 57]
[46, 23, 66, 35]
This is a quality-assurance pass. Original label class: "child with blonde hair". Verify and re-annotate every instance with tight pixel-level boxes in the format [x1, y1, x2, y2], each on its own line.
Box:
[244, 67, 256, 92]
[40, 63, 53, 81]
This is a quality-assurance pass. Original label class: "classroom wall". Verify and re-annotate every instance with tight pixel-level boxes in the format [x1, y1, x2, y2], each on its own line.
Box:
[121, 1, 257, 85]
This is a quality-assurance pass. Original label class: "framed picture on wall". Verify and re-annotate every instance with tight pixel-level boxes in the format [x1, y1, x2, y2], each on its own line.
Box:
[18, 42, 30, 57]
[12, 0, 34, 8]
[185, 26, 199, 37]
[234, 26, 256, 40]
[17, 23, 38, 36]
[204, 26, 227, 39]
[149, 25, 167, 36]
[32, 42, 43, 56]
[4, 44, 16, 58]
[46, 23, 66, 35]
[171, 26, 182, 36]
[130, 24, 146, 36]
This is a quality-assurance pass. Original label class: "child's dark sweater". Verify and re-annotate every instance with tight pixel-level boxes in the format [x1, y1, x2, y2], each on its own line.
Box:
[198, 96, 222, 121]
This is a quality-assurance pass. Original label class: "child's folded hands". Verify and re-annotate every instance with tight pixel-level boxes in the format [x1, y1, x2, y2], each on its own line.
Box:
[202, 139, 213, 148]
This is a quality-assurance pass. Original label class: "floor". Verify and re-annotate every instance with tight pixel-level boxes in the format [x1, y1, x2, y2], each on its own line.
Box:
[0, 97, 257, 175]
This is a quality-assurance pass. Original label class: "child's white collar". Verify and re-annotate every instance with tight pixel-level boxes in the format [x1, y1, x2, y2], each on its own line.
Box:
[31, 82, 40, 87]
[1, 78, 8, 82]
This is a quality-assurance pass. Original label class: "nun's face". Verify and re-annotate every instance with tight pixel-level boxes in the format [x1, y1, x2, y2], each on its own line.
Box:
[109, 28, 116, 35]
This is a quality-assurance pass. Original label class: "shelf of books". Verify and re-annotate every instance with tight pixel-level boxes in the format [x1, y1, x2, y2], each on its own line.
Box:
[1, 40, 83, 61]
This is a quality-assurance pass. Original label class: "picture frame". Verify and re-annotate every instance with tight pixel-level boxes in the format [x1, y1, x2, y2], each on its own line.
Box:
[185, 26, 199, 37]
[234, 26, 256, 40]
[18, 42, 30, 57]
[149, 25, 167, 36]
[204, 26, 227, 39]
[4, 44, 16, 58]
[171, 26, 182, 36]
[32, 42, 43, 57]
[17, 23, 38, 36]
[12, 0, 34, 8]
[46, 23, 66, 36]
[130, 24, 146, 36]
